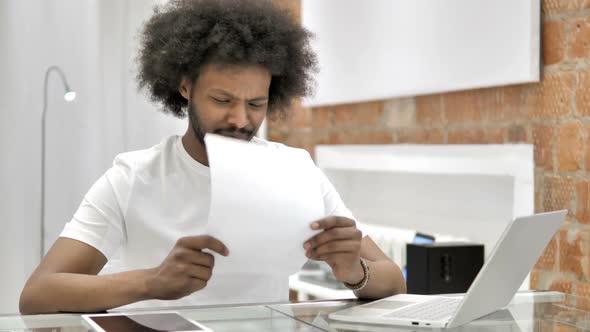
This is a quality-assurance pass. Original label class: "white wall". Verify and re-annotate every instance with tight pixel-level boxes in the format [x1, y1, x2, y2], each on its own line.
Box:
[0, 0, 185, 314]
[302, 0, 540, 106]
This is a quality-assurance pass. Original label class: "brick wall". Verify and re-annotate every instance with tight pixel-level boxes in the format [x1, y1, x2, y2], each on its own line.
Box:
[271, 1, 590, 295]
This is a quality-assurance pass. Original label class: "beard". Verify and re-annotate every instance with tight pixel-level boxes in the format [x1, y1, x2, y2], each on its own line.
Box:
[187, 100, 257, 145]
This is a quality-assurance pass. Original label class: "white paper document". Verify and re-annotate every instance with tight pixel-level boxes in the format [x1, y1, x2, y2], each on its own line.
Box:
[204, 134, 324, 276]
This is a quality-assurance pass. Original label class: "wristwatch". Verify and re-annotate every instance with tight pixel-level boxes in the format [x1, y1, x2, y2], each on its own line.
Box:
[343, 257, 370, 291]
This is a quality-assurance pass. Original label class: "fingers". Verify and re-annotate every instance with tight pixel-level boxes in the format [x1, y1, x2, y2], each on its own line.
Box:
[314, 253, 357, 264]
[185, 264, 213, 281]
[305, 217, 362, 261]
[307, 240, 361, 259]
[188, 278, 208, 294]
[171, 247, 215, 267]
[177, 235, 229, 256]
[190, 251, 215, 268]
[305, 226, 361, 250]
[310, 216, 356, 231]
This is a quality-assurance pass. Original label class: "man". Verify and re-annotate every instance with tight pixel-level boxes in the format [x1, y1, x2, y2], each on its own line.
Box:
[20, 0, 405, 314]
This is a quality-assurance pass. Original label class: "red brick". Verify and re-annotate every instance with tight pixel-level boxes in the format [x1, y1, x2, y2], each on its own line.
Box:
[576, 282, 590, 298]
[533, 125, 555, 170]
[536, 173, 544, 213]
[554, 323, 581, 332]
[384, 98, 415, 129]
[530, 269, 540, 289]
[537, 320, 556, 332]
[507, 125, 528, 143]
[557, 121, 583, 171]
[272, 0, 301, 22]
[285, 102, 311, 129]
[577, 69, 590, 116]
[549, 279, 573, 294]
[312, 131, 330, 147]
[559, 229, 587, 279]
[396, 129, 445, 144]
[332, 102, 384, 127]
[542, 0, 590, 14]
[543, 20, 566, 65]
[577, 281, 590, 299]
[577, 180, 590, 224]
[328, 130, 392, 145]
[530, 320, 560, 332]
[541, 20, 565, 65]
[481, 86, 523, 123]
[567, 15, 590, 60]
[443, 91, 484, 124]
[543, 0, 569, 14]
[415, 95, 444, 127]
[485, 128, 506, 144]
[536, 235, 558, 269]
[448, 128, 486, 144]
[286, 132, 313, 152]
[311, 107, 331, 129]
[543, 175, 575, 213]
[575, 287, 590, 310]
[523, 72, 575, 120]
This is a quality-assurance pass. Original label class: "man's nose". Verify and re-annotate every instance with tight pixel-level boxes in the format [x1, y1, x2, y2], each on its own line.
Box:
[226, 103, 249, 128]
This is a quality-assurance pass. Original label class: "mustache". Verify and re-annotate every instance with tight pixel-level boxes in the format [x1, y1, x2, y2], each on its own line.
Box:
[214, 127, 254, 137]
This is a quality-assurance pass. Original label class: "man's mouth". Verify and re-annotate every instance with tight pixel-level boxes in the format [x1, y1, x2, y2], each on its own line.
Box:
[215, 130, 252, 141]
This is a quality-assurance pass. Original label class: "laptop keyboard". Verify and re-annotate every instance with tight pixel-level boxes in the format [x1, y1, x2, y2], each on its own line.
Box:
[383, 297, 461, 321]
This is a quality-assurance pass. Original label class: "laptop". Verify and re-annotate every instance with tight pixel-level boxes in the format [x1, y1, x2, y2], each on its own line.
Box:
[329, 210, 567, 329]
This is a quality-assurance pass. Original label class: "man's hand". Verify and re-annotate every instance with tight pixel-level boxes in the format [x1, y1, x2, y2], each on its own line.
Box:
[145, 235, 229, 300]
[304, 217, 364, 284]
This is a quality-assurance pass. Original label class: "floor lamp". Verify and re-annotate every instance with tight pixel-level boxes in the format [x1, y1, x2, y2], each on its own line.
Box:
[41, 65, 76, 261]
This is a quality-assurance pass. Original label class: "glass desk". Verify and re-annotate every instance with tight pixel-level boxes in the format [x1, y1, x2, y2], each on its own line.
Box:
[1, 291, 589, 331]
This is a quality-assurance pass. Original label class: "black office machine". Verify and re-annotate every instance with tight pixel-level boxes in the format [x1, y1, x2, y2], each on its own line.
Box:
[406, 242, 484, 294]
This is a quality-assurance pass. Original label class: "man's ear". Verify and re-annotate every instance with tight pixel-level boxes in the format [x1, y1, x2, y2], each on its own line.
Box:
[178, 78, 192, 100]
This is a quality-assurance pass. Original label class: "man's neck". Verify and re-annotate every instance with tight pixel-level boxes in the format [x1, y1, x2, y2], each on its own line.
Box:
[181, 129, 209, 166]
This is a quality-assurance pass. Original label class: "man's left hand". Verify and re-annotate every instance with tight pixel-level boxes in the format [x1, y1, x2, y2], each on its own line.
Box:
[304, 216, 364, 285]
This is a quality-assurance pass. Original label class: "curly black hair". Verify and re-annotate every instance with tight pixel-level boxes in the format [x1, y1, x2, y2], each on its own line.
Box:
[136, 0, 317, 118]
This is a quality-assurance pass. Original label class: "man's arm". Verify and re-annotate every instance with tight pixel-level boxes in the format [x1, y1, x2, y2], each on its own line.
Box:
[354, 236, 407, 299]
[19, 238, 149, 314]
[20, 236, 228, 314]
[305, 217, 406, 300]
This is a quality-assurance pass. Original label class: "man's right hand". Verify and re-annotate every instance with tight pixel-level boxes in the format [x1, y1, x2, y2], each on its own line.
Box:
[144, 235, 229, 300]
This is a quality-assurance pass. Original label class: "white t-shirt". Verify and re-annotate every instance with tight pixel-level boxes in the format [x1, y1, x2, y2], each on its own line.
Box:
[60, 135, 357, 308]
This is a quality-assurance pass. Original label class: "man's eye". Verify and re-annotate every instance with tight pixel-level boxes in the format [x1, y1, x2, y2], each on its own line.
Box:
[249, 103, 266, 108]
[211, 97, 230, 104]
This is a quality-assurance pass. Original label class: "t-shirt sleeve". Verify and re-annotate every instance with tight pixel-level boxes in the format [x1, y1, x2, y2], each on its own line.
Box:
[59, 157, 131, 259]
[316, 166, 367, 237]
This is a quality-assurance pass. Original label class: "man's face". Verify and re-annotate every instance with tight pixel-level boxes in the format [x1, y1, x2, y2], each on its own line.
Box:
[181, 63, 271, 144]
